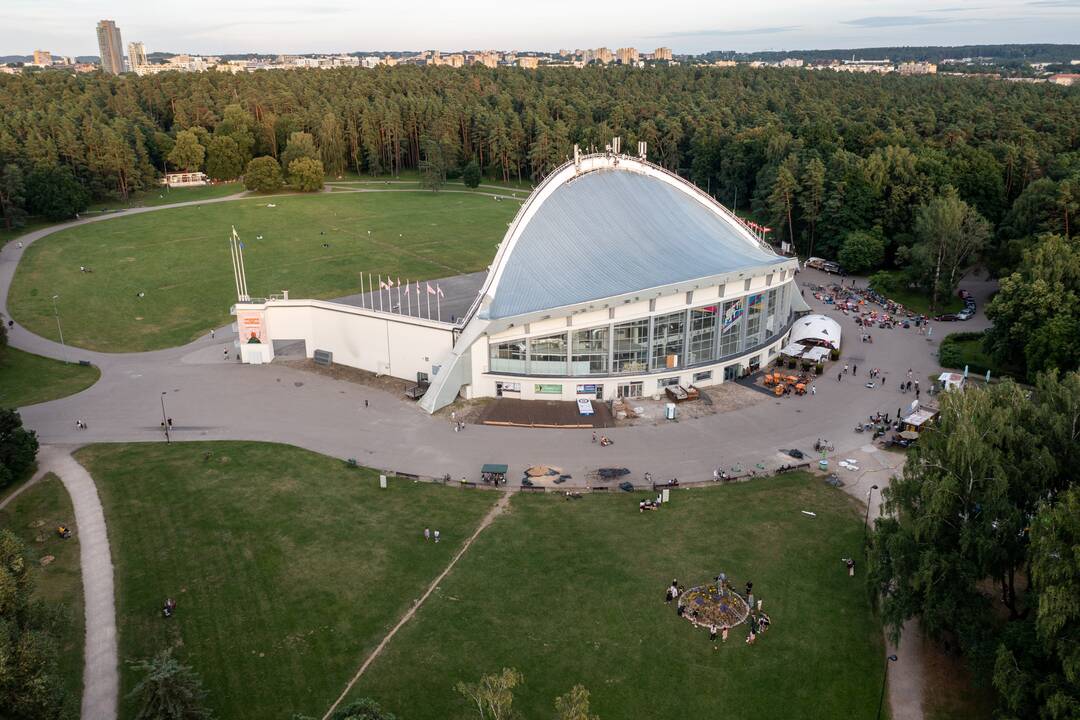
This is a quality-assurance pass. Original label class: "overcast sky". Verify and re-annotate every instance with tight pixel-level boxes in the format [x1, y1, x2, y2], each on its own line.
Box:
[3, 0, 1079, 56]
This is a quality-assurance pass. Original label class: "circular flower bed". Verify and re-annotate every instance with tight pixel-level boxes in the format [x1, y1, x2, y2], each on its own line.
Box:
[677, 584, 751, 629]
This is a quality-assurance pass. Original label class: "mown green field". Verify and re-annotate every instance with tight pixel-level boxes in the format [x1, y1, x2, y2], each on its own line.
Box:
[0, 347, 100, 407]
[10, 191, 518, 351]
[77, 442, 499, 720]
[78, 441, 884, 720]
[352, 473, 885, 720]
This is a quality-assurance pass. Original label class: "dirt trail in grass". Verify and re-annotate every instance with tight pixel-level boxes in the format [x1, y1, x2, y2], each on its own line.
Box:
[321, 491, 511, 720]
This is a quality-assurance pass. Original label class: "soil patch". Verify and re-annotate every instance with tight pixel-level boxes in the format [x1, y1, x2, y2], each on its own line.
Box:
[477, 398, 614, 428]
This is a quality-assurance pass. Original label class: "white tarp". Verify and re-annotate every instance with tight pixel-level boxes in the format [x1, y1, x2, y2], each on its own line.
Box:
[780, 342, 807, 357]
[802, 346, 832, 363]
[938, 372, 966, 391]
[790, 314, 843, 350]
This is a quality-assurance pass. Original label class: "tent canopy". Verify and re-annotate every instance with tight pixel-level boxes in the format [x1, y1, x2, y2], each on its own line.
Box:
[789, 314, 843, 350]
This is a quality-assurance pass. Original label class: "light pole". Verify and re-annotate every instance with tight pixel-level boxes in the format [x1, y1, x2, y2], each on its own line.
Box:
[875, 654, 899, 720]
[160, 391, 170, 444]
[51, 295, 68, 363]
[863, 484, 880, 545]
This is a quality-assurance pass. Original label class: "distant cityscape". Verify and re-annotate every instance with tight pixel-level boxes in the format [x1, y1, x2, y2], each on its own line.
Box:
[1, 18, 1078, 86]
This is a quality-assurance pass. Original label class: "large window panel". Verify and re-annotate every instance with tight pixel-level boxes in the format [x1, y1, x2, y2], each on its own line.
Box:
[612, 318, 649, 373]
[528, 333, 568, 375]
[688, 305, 719, 365]
[744, 293, 765, 347]
[571, 327, 609, 375]
[765, 288, 778, 337]
[651, 311, 686, 370]
[720, 298, 745, 357]
[490, 338, 526, 374]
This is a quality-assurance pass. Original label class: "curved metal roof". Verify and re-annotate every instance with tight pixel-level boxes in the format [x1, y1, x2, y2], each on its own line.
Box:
[483, 165, 787, 320]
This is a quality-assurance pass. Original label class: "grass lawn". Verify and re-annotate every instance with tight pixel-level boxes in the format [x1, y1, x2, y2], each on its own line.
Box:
[0, 473, 84, 716]
[76, 441, 499, 720]
[349, 473, 885, 719]
[0, 347, 100, 407]
[937, 331, 1012, 379]
[10, 191, 519, 352]
[870, 271, 964, 316]
[86, 182, 246, 212]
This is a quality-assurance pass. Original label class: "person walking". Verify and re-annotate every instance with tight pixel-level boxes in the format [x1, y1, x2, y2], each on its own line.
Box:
[843, 363, 849, 374]
[837, 372, 842, 382]
[223, 347, 229, 360]
[811, 385, 816, 396]
[433, 529, 440, 543]
[210, 328, 215, 339]
[853, 364, 857, 375]
[424, 527, 430, 541]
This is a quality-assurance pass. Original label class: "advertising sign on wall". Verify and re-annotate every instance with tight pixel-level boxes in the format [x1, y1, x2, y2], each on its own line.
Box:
[236, 309, 266, 344]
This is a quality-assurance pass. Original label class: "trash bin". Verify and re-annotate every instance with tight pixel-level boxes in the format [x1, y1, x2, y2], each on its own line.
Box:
[665, 403, 676, 420]
[818, 459, 829, 471]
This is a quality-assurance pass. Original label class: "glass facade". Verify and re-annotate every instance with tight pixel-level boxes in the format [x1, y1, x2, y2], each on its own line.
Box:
[650, 311, 685, 370]
[613, 319, 649, 373]
[490, 339, 526, 374]
[720, 298, 744, 357]
[688, 305, 718, 365]
[488, 282, 795, 379]
[529, 333, 567, 375]
[571, 327, 609, 375]
[744, 293, 765, 348]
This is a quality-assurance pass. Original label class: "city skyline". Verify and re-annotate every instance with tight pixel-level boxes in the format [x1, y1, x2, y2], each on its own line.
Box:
[3, 0, 1080, 57]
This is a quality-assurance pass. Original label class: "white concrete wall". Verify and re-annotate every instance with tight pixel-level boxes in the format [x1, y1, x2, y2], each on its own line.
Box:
[237, 300, 455, 382]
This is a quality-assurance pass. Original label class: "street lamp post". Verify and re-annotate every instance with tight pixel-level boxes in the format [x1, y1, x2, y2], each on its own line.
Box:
[51, 295, 68, 363]
[875, 654, 899, 720]
[160, 391, 170, 444]
[863, 484, 880, 545]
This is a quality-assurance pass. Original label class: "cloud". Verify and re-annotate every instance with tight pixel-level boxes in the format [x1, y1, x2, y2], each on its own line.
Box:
[652, 25, 800, 39]
[1026, 0, 1080, 6]
[930, 6, 989, 11]
[842, 15, 955, 27]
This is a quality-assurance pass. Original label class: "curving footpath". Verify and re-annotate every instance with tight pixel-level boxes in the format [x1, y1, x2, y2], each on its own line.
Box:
[1, 192, 999, 720]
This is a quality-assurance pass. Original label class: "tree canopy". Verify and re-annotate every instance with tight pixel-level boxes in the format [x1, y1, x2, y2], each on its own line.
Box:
[868, 370, 1080, 720]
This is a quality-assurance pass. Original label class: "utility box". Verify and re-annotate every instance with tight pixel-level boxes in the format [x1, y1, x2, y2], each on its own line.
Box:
[313, 349, 333, 367]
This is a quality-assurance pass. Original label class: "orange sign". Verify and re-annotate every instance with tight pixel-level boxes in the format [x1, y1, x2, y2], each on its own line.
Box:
[236, 309, 265, 344]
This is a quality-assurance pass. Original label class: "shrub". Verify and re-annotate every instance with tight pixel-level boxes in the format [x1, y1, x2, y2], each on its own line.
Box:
[288, 157, 324, 192]
[462, 161, 481, 188]
[244, 156, 283, 193]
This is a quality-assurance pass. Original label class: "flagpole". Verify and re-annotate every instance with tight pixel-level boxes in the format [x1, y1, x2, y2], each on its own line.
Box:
[378, 274, 383, 312]
[436, 285, 441, 322]
[359, 272, 365, 308]
[416, 282, 421, 317]
[367, 274, 373, 310]
[406, 279, 411, 316]
[397, 277, 402, 314]
[426, 284, 431, 319]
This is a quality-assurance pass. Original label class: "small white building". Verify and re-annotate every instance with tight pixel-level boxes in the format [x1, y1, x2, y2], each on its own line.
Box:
[162, 172, 208, 188]
[938, 372, 966, 392]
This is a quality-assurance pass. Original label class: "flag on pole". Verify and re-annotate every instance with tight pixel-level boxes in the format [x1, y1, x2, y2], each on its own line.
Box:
[426, 282, 437, 295]
[405, 279, 411, 315]
[436, 284, 444, 298]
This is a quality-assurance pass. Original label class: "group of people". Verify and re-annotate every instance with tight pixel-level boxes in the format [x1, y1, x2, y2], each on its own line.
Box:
[639, 497, 660, 512]
[591, 432, 614, 447]
[73, 419, 89, 430]
[423, 527, 442, 543]
[668, 576, 770, 646]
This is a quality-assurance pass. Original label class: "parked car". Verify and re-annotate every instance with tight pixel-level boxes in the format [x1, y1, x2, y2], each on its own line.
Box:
[935, 313, 962, 322]
[958, 289, 972, 299]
